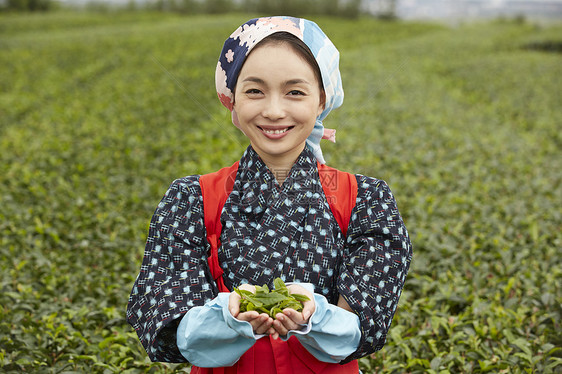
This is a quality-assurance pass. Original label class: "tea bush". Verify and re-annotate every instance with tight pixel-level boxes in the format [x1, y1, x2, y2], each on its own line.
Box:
[0, 12, 560, 373]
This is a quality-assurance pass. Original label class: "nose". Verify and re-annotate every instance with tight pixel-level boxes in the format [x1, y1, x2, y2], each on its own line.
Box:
[262, 95, 286, 120]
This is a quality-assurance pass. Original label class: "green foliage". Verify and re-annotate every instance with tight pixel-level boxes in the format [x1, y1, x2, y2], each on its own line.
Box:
[141, 0, 362, 18]
[0, 11, 560, 373]
[236, 0, 361, 19]
[3, 0, 54, 12]
[235, 278, 310, 317]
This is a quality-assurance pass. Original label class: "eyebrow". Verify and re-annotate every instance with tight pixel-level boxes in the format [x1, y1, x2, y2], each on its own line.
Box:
[241, 76, 312, 86]
[286, 79, 312, 86]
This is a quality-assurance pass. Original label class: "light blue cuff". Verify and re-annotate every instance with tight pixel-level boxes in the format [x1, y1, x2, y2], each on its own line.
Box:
[176, 293, 259, 367]
[282, 283, 361, 363]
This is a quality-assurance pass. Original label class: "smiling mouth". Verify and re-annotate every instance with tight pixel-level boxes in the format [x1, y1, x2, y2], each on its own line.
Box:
[258, 126, 294, 134]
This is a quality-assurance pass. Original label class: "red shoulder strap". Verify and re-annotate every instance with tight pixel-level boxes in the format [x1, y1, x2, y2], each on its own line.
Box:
[199, 161, 357, 292]
[199, 161, 239, 293]
[317, 162, 358, 237]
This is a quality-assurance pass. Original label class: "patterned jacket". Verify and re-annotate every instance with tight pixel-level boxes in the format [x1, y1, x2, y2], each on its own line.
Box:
[126, 146, 413, 362]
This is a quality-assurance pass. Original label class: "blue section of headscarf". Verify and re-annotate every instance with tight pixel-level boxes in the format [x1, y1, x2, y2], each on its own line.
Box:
[215, 16, 344, 164]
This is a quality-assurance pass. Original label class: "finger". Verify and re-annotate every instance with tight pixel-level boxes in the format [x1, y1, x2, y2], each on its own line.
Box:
[279, 310, 304, 330]
[238, 284, 256, 292]
[253, 315, 274, 335]
[287, 285, 315, 320]
[236, 311, 260, 322]
[272, 311, 304, 336]
[272, 318, 289, 336]
[282, 308, 307, 325]
[287, 284, 313, 299]
[230, 284, 256, 317]
[301, 299, 315, 321]
[247, 313, 271, 335]
[229, 292, 241, 317]
[238, 312, 272, 335]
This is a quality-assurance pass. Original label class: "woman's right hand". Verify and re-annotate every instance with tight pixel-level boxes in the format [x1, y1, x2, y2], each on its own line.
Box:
[229, 284, 278, 337]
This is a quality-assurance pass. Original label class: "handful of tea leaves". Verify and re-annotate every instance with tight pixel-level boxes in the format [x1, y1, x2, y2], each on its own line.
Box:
[234, 278, 310, 319]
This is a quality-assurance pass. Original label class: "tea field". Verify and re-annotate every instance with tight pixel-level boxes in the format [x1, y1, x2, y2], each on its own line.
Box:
[0, 11, 560, 373]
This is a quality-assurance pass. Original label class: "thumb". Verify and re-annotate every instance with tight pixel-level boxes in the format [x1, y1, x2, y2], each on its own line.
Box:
[229, 292, 241, 317]
[302, 299, 315, 322]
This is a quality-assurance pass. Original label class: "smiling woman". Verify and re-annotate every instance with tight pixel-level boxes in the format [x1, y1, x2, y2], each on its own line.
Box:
[126, 16, 413, 374]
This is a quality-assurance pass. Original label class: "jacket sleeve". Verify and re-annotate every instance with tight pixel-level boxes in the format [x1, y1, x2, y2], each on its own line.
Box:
[126, 176, 218, 362]
[285, 291, 361, 363]
[176, 293, 260, 367]
[338, 175, 413, 361]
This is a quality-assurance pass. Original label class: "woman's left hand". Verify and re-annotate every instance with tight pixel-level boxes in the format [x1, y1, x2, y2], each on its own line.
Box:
[271, 284, 315, 338]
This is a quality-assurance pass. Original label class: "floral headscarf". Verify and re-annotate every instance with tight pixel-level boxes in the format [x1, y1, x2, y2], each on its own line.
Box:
[215, 16, 344, 164]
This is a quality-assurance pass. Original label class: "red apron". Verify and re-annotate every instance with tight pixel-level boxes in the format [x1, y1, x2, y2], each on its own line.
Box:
[194, 162, 360, 374]
[190, 336, 359, 373]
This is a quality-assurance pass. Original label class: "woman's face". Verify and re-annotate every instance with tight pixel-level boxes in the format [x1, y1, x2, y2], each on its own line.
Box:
[233, 42, 324, 169]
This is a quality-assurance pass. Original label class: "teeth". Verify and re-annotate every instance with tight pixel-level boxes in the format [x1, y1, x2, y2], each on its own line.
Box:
[263, 128, 289, 134]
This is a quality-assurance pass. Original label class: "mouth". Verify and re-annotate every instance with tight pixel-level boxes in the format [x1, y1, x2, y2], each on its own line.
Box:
[258, 126, 294, 135]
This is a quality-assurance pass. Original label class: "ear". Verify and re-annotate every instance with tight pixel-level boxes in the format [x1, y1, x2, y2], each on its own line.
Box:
[317, 91, 326, 117]
[232, 109, 242, 130]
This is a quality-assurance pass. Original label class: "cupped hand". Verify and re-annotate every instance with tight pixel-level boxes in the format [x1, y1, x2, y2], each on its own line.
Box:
[272, 284, 315, 337]
[229, 283, 276, 336]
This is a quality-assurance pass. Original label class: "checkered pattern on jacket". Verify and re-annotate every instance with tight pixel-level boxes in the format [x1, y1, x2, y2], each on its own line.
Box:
[126, 146, 412, 362]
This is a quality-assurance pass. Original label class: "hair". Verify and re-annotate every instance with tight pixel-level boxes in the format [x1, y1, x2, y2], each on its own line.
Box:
[254, 32, 325, 96]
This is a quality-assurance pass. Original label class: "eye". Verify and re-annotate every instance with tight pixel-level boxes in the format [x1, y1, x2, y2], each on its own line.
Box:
[288, 90, 305, 96]
[245, 88, 262, 95]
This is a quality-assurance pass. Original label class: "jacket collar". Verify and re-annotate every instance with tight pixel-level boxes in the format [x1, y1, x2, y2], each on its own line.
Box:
[237, 145, 318, 189]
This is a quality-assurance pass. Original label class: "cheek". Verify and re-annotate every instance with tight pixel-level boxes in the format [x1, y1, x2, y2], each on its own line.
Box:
[233, 100, 259, 123]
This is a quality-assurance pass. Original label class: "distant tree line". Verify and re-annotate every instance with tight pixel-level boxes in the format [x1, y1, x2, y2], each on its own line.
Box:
[147, 0, 363, 18]
[3, 0, 55, 11]
[1, 0, 372, 18]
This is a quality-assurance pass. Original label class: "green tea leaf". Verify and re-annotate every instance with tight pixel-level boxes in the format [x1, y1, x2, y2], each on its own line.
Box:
[236, 278, 309, 318]
[290, 293, 310, 303]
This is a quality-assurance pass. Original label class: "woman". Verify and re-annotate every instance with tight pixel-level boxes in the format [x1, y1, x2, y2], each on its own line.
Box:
[127, 16, 412, 373]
